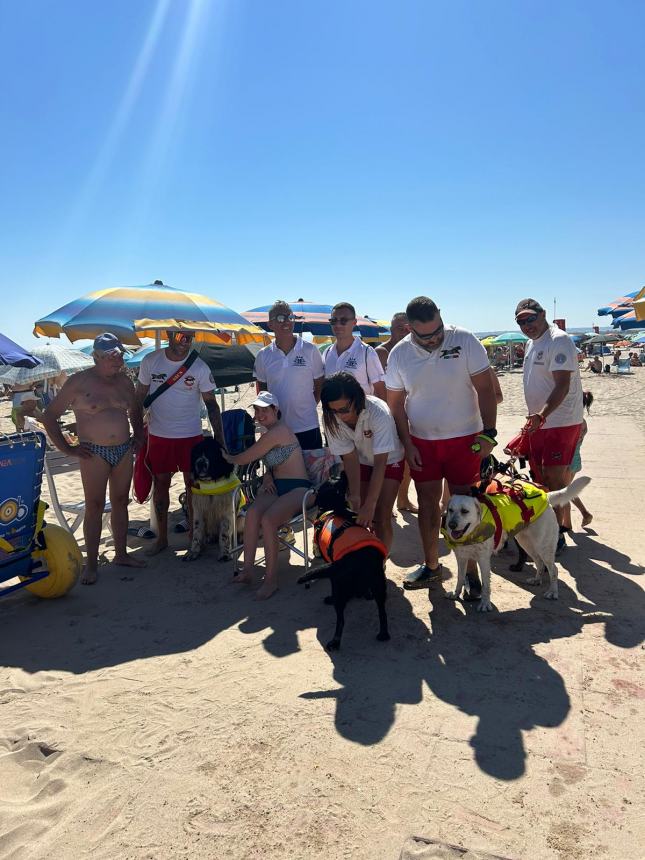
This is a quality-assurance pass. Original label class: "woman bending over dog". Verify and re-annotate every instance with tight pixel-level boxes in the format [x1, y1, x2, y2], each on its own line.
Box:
[321, 372, 405, 552]
[223, 391, 312, 600]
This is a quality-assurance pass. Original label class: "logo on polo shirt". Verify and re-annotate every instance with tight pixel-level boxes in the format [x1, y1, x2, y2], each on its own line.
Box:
[345, 357, 358, 369]
[184, 375, 196, 388]
[554, 353, 567, 365]
[440, 346, 462, 360]
[151, 373, 167, 382]
[535, 350, 544, 364]
[363, 429, 373, 438]
[292, 356, 307, 366]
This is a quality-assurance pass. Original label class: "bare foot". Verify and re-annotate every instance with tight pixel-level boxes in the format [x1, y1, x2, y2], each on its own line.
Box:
[397, 501, 419, 513]
[81, 567, 98, 585]
[232, 569, 254, 585]
[145, 540, 168, 557]
[113, 553, 147, 568]
[581, 513, 593, 527]
[255, 579, 278, 600]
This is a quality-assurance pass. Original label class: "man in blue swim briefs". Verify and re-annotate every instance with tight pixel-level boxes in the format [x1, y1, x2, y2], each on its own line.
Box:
[43, 333, 146, 584]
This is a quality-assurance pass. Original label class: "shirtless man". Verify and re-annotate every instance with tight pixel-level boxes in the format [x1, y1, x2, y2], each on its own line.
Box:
[43, 333, 145, 584]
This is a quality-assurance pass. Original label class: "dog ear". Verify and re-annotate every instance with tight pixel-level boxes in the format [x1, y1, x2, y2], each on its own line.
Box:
[337, 471, 348, 489]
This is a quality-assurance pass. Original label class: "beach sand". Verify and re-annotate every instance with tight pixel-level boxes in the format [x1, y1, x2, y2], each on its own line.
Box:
[1, 369, 644, 859]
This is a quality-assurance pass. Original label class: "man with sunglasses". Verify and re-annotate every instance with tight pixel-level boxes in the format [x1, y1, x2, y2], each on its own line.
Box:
[253, 300, 325, 449]
[386, 297, 497, 591]
[516, 298, 584, 553]
[136, 329, 224, 556]
[322, 302, 386, 398]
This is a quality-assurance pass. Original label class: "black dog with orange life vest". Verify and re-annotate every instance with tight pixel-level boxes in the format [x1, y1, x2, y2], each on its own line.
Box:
[297, 472, 390, 651]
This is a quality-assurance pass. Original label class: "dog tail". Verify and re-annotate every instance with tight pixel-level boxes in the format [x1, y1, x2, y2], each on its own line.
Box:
[547, 476, 591, 508]
[297, 564, 332, 586]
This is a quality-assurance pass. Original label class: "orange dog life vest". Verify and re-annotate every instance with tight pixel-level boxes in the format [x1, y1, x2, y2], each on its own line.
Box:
[314, 512, 387, 564]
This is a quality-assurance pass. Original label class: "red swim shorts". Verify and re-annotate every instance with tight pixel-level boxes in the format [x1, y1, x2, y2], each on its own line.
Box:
[409, 434, 481, 488]
[527, 423, 582, 482]
[359, 459, 405, 484]
[147, 433, 204, 475]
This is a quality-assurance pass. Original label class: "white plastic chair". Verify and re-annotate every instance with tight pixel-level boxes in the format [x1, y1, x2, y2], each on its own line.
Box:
[43, 449, 112, 535]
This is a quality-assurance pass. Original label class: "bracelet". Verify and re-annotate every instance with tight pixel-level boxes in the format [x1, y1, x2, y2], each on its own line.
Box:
[482, 427, 498, 438]
[476, 433, 498, 447]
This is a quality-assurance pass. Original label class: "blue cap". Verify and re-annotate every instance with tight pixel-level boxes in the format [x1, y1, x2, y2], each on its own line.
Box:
[93, 332, 125, 354]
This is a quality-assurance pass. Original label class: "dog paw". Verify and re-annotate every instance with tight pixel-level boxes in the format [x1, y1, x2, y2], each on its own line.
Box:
[183, 551, 200, 563]
[544, 587, 559, 600]
[526, 576, 541, 586]
[509, 562, 525, 573]
[376, 631, 391, 642]
[477, 599, 493, 612]
[444, 590, 461, 600]
[217, 553, 231, 563]
[326, 639, 341, 651]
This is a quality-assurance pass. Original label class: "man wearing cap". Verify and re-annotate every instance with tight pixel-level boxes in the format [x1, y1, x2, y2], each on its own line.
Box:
[386, 297, 498, 591]
[253, 300, 325, 449]
[136, 330, 225, 556]
[43, 333, 146, 584]
[515, 299, 584, 553]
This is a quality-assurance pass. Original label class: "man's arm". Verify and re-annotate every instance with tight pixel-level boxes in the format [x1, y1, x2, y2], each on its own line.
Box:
[313, 375, 324, 404]
[526, 370, 571, 431]
[41, 376, 91, 458]
[125, 379, 144, 450]
[201, 391, 225, 447]
[386, 388, 421, 469]
[375, 345, 388, 371]
[372, 380, 387, 401]
[471, 369, 497, 432]
[135, 381, 149, 410]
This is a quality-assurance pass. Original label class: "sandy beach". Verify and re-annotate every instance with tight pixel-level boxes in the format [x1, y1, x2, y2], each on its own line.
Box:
[1, 369, 644, 859]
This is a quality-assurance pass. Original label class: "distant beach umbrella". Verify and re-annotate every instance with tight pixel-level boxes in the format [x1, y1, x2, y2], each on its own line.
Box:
[0, 333, 43, 369]
[243, 299, 383, 338]
[632, 333, 645, 344]
[491, 331, 528, 344]
[585, 333, 622, 345]
[34, 280, 267, 346]
[597, 290, 641, 316]
[0, 344, 93, 385]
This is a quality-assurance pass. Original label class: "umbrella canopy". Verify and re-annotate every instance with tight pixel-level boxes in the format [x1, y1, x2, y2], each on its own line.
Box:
[0, 333, 43, 369]
[0, 345, 94, 385]
[491, 331, 528, 344]
[124, 343, 168, 369]
[195, 342, 262, 388]
[243, 299, 383, 338]
[611, 310, 645, 331]
[34, 281, 268, 347]
[479, 336, 498, 348]
[585, 333, 622, 345]
[632, 333, 645, 344]
[597, 290, 641, 316]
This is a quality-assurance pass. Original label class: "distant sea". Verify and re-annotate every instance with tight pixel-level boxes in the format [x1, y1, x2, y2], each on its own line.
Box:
[474, 326, 617, 338]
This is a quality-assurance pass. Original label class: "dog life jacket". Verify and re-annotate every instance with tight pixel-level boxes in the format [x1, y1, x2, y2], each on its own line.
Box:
[191, 475, 246, 514]
[441, 479, 549, 551]
[314, 512, 387, 563]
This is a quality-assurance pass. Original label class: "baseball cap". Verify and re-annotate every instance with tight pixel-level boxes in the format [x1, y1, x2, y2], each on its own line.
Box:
[251, 391, 279, 409]
[515, 298, 545, 319]
[93, 332, 125, 354]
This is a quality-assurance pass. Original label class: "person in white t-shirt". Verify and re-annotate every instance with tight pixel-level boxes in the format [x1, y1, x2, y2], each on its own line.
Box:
[136, 330, 224, 556]
[516, 298, 584, 554]
[253, 300, 325, 449]
[323, 302, 386, 399]
[321, 373, 404, 551]
[386, 296, 498, 591]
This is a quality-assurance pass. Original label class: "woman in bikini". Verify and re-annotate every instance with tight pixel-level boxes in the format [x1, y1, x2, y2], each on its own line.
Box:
[224, 391, 311, 600]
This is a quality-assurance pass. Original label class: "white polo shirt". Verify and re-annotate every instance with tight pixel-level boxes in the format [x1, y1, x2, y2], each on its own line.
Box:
[323, 337, 385, 395]
[523, 326, 584, 429]
[326, 396, 404, 465]
[253, 336, 324, 433]
[385, 326, 489, 440]
[138, 349, 215, 438]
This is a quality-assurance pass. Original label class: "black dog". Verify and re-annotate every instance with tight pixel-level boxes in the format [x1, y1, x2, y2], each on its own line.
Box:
[297, 472, 390, 651]
[184, 436, 239, 562]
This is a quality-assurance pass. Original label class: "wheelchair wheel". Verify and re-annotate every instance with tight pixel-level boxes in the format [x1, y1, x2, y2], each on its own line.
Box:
[238, 459, 266, 503]
[23, 524, 82, 598]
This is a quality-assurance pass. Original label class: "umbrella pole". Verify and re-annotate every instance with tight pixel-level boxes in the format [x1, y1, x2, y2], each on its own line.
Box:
[148, 330, 163, 536]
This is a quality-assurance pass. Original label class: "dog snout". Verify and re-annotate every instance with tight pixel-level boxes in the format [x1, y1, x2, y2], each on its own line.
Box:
[194, 455, 210, 478]
[448, 517, 460, 531]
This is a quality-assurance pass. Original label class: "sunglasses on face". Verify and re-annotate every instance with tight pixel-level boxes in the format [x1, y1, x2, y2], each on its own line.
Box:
[329, 316, 355, 326]
[516, 313, 539, 326]
[170, 333, 193, 345]
[97, 349, 123, 360]
[327, 402, 353, 415]
[270, 313, 295, 323]
[410, 322, 444, 340]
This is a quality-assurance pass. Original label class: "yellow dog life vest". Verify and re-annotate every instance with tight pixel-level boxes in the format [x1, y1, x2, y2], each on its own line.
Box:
[191, 475, 246, 510]
[441, 480, 549, 551]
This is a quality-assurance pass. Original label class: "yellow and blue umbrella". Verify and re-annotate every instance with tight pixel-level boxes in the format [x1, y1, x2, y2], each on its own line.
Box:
[34, 281, 268, 346]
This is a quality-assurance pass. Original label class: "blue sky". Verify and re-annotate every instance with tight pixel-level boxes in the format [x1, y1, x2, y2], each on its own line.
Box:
[2, 0, 644, 346]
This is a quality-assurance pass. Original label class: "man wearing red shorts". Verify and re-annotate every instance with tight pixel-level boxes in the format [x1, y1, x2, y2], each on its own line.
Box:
[386, 297, 498, 590]
[136, 330, 224, 555]
[516, 298, 584, 554]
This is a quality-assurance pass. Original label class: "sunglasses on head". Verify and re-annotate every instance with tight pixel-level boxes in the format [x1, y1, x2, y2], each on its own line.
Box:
[271, 313, 295, 323]
[329, 316, 355, 326]
[410, 321, 444, 340]
[327, 402, 353, 415]
[516, 313, 540, 326]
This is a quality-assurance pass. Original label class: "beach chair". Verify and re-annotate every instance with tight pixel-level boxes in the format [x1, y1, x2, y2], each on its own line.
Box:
[231, 448, 340, 576]
[615, 357, 632, 375]
[1, 431, 81, 599]
[43, 448, 113, 536]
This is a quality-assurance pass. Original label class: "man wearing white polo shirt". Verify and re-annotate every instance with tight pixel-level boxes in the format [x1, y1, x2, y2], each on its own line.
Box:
[323, 302, 386, 398]
[386, 296, 498, 591]
[516, 298, 584, 554]
[254, 300, 325, 449]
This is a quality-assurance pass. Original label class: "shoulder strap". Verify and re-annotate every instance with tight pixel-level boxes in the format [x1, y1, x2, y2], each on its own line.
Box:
[143, 350, 199, 409]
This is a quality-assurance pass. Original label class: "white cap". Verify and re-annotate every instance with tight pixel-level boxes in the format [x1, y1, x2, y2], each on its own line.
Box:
[252, 391, 279, 409]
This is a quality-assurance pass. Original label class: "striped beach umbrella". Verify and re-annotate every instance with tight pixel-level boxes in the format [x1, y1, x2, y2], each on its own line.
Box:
[597, 290, 641, 316]
[34, 281, 268, 346]
[0, 332, 42, 369]
[0, 345, 94, 385]
[243, 299, 384, 338]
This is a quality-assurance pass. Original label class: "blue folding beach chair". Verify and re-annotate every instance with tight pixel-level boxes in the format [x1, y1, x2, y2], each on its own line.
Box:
[0, 431, 81, 599]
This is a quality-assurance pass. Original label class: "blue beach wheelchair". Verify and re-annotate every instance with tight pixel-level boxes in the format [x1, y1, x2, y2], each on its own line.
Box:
[0, 431, 81, 599]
